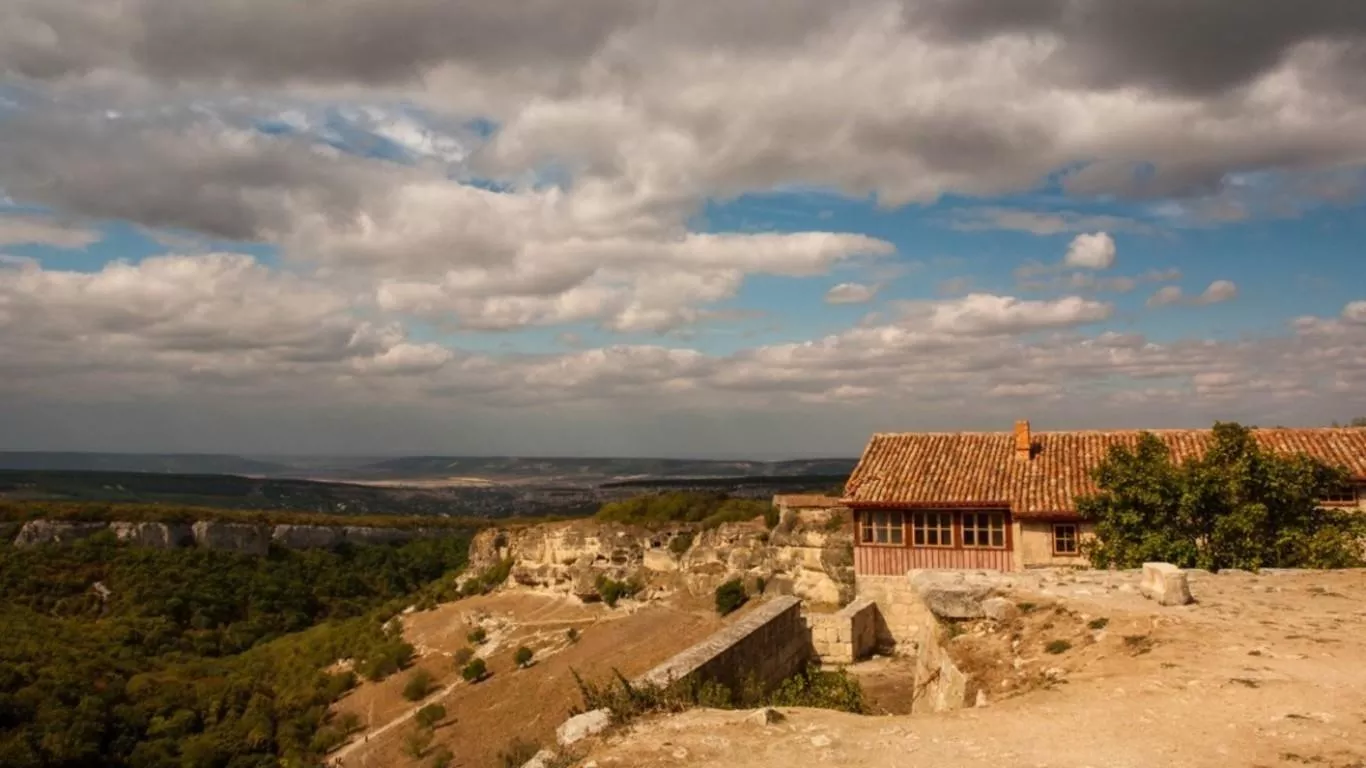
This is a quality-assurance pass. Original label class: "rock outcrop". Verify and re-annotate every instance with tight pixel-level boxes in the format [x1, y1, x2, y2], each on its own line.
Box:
[1140, 562, 1194, 606]
[272, 524, 345, 549]
[13, 520, 109, 546]
[191, 521, 273, 556]
[468, 512, 854, 606]
[109, 521, 194, 548]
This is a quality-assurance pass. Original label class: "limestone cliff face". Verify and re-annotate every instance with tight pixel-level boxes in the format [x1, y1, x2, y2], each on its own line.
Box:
[13, 520, 109, 546]
[468, 513, 854, 606]
[109, 521, 194, 548]
[192, 521, 273, 555]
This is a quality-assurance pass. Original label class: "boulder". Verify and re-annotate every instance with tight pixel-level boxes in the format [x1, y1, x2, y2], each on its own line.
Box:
[910, 571, 995, 619]
[982, 597, 1019, 623]
[271, 524, 344, 549]
[556, 708, 612, 747]
[1139, 562, 1194, 606]
[744, 707, 787, 726]
[109, 521, 194, 548]
[192, 521, 271, 556]
[13, 520, 108, 546]
[521, 749, 557, 768]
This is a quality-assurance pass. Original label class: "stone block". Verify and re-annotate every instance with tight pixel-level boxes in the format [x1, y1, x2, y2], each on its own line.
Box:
[982, 597, 1019, 623]
[1139, 562, 1194, 606]
[556, 709, 612, 747]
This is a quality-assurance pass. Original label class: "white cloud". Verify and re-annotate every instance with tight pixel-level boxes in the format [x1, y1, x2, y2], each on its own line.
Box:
[825, 282, 880, 305]
[1063, 232, 1117, 270]
[1147, 280, 1239, 308]
[0, 213, 102, 248]
[897, 293, 1113, 336]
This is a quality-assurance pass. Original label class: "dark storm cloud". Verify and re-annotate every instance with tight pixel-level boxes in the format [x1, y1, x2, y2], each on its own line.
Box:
[0, 113, 390, 240]
[908, 0, 1366, 95]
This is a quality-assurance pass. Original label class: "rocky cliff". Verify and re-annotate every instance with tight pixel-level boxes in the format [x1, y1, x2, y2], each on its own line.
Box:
[9, 519, 463, 553]
[467, 510, 854, 606]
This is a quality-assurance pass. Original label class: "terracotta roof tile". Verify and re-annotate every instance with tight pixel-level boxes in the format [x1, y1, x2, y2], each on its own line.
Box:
[843, 427, 1366, 519]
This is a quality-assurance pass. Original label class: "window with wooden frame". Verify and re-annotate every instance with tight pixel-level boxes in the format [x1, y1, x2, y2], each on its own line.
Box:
[858, 510, 904, 545]
[1319, 485, 1359, 506]
[1052, 523, 1079, 555]
[962, 511, 1007, 549]
[911, 511, 954, 548]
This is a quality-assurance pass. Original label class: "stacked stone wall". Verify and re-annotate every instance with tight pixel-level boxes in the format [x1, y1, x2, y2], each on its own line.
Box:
[807, 597, 877, 664]
[637, 596, 810, 694]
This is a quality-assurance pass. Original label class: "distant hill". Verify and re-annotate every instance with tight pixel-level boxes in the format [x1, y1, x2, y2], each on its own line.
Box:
[0, 452, 293, 476]
[343, 456, 858, 482]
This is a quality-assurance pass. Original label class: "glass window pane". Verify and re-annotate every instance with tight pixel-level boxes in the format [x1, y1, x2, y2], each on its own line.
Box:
[890, 526, 903, 544]
[876, 525, 889, 543]
[963, 528, 976, 546]
[991, 529, 1004, 547]
[913, 528, 925, 546]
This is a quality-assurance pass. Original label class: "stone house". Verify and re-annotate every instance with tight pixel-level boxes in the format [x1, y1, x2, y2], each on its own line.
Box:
[843, 421, 1366, 574]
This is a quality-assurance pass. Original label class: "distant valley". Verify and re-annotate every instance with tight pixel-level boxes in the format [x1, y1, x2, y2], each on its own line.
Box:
[0, 452, 855, 518]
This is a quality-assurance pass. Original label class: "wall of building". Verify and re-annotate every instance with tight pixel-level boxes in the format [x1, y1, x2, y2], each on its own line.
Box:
[851, 575, 935, 655]
[636, 596, 811, 694]
[1015, 520, 1095, 568]
[807, 597, 877, 664]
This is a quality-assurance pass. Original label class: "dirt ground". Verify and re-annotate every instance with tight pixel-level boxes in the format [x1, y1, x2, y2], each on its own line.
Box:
[328, 589, 739, 768]
[585, 569, 1366, 768]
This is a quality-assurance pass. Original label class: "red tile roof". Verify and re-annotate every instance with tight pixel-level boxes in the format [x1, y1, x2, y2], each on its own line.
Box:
[843, 427, 1366, 519]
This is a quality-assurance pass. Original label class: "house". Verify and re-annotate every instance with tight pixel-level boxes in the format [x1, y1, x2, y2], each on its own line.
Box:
[843, 421, 1366, 574]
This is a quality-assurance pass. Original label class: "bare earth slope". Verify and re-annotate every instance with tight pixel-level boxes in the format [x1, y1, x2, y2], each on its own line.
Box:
[587, 570, 1366, 768]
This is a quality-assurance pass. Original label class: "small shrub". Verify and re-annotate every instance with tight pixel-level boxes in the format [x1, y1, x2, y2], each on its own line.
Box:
[1087, 617, 1110, 630]
[359, 639, 415, 681]
[336, 711, 362, 735]
[714, 578, 748, 616]
[1123, 634, 1155, 654]
[823, 514, 845, 533]
[566, 627, 579, 643]
[497, 737, 541, 768]
[403, 668, 435, 701]
[669, 533, 694, 555]
[467, 626, 487, 645]
[461, 657, 488, 683]
[452, 647, 474, 666]
[1017, 602, 1038, 614]
[1044, 639, 1072, 655]
[403, 727, 433, 759]
[763, 504, 780, 529]
[595, 575, 644, 608]
[415, 703, 446, 729]
[514, 646, 534, 668]
[429, 746, 454, 768]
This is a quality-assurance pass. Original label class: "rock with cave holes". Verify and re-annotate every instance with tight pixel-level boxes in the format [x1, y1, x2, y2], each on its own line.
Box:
[1139, 562, 1194, 606]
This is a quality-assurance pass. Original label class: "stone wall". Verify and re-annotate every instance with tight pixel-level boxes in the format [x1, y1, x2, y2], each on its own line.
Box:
[637, 596, 811, 694]
[9, 519, 464, 553]
[807, 597, 877, 664]
[852, 574, 936, 655]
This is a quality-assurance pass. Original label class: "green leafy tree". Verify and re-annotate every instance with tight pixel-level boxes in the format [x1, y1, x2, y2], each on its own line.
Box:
[403, 668, 435, 701]
[1079, 422, 1363, 571]
[467, 626, 487, 645]
[714, 578, 748, 616]
[429, 745, 455, 768]
[514, 646, 534, 668]
[403, 727, 434, 759]
[461, 657, 488, 683]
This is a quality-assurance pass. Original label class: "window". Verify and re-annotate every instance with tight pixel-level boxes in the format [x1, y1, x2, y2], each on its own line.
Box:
[1053, 524, 1079, 556]
[962, 512, 1007, 549]
[859, 511, 904, 545]
[1320, 486, 1358, 506]
[912, 511, 954, 547]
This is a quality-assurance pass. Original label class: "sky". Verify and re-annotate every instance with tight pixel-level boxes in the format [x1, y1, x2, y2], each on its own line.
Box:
[1, 0, 1365, 458]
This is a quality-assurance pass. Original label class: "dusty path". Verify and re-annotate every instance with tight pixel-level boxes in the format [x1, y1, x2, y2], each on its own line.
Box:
[587, 570, 1366, 768]
[329, 590, 735, 768]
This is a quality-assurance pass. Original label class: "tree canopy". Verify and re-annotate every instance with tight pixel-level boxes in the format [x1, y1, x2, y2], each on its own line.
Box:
[1078, 421, 1364, 571]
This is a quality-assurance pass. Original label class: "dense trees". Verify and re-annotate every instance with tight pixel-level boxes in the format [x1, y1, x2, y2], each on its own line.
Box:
[0, 530, 471, 766]
[1078, 422, 1364, 571]
[594, 492, 772, 528]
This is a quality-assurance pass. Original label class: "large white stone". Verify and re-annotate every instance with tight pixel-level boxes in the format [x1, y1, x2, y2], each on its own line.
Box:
[1139, 562, 1193, 606]
[556, 708, 612, 747]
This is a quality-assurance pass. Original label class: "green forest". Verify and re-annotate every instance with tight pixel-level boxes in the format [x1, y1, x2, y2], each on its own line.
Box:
[594, 491, 775, 528]
[0, 528, 474, 767]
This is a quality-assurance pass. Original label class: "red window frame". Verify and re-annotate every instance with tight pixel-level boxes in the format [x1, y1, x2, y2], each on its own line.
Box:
[1052, 523, 1079, 555]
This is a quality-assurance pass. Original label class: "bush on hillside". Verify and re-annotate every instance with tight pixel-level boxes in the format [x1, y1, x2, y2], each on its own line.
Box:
[453, 646, 475, 666]
[429, 746, 455, 768]
[595, 574, 644, 607]
[514, 646, 534, 668]
[403, 727, 434, 759]
[415, 703, 446, 729]
[714, 578, 748, 616]
[669, 532, 694, 555]
[1078, 421, 1365, 571]
[403, 668, 435, 701]
[467, 626, 487, 645]
[461, 657, 488, 683]
[595, 492, 772, 528]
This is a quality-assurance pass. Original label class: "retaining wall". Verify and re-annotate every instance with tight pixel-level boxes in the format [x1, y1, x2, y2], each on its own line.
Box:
[637, 596, 810, 694]
[807, 597, 878, 664]
[853, 574, 936, 655]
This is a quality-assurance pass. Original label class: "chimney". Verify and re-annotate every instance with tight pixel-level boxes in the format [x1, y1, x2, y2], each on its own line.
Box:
[1014, 420, 1032, 461]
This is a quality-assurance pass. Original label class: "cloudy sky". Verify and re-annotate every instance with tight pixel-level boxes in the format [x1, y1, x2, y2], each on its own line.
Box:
[1, 0, 1365, 457]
